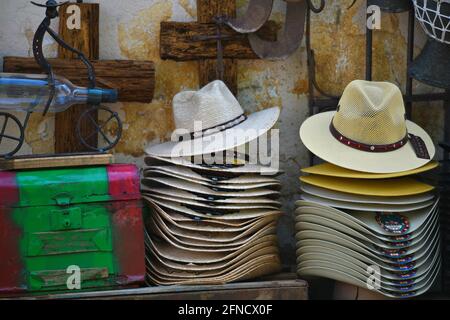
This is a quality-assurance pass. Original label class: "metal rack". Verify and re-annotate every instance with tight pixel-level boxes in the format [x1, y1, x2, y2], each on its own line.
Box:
[306, 2, 450, 165]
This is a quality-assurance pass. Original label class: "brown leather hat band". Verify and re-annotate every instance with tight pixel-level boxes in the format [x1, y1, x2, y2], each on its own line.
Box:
[329, 122, 409, 153]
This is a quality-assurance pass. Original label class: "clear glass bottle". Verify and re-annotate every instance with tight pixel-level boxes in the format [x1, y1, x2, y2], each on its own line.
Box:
[0, 72, 118, 113]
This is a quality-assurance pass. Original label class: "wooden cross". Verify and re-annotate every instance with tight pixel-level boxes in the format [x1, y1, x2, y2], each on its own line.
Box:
[160, 0, 276, 95]
[3, 2, 155, 154]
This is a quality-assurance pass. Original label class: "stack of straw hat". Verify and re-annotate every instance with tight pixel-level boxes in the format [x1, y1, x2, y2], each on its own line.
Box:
[142, 80, 283, 285]
[297, 80, 440, 298]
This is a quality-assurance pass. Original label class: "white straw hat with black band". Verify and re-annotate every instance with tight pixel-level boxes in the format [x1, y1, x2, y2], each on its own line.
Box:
[146, 80, 280, 157]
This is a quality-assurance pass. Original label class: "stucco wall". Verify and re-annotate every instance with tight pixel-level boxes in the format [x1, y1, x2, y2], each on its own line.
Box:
[0, 0, 443, 267]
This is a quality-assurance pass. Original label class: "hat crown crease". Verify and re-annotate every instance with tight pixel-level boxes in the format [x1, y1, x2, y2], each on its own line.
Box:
[333, 80, 408, 145]
[172, 80, 244, 134]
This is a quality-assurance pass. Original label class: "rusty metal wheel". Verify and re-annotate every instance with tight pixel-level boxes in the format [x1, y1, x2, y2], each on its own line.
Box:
[77, 106, 122, 152]
[0, 112, 25, 158]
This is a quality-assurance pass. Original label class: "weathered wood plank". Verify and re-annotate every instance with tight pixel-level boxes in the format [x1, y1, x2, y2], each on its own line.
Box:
[9, 279, 309, 300]
[57, 3, 100, 59]
[160, 22, 277, 61]
[3, 57, 155, 103]
[56, 3, 100, 153]
[198, 0, 236, 93]
[0, 153, 113, 170]
[30, 268, 109, 288]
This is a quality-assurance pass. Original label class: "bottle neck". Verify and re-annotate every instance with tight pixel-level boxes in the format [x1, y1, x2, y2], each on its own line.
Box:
[72, 87, 118, 105]
[72, 88, 91, 104]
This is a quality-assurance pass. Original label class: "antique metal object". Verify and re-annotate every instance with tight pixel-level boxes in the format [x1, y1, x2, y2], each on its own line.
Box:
[248, 0, 324, 60]
[0, 0, 123, 159]
[225, 0, 274, 33]
[413, 0, 450, 44]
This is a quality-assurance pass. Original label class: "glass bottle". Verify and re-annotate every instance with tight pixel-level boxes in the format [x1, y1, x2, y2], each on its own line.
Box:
[0, 72, 118, 113]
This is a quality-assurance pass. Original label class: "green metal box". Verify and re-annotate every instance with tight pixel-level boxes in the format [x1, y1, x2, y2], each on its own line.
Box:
[0, 164, 145, 295]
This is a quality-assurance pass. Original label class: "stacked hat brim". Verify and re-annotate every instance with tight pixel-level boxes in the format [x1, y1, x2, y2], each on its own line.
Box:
[298, 80, 440, 299]
[296, 168, 440, 299]
[142, 155, 283, 286]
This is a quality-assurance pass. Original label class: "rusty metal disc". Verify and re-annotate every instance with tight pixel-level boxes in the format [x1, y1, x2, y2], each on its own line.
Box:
[226, 0, 274, 33]
[0, 112, 25, 158]
[248, 0, 307, 60]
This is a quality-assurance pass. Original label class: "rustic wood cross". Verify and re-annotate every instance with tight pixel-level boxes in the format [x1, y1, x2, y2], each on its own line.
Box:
[160, 0, 276, 95]
[3, 2, 155, 154]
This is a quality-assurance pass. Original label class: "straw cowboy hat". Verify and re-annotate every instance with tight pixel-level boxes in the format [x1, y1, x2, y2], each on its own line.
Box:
[143, 170, 281, 190]
[297, 251, 440, 286]
[297, 264, 440, 298]
[295, 215, 440, 252]
[297, 256, 441, 294]
[300, 183, 436, 205]
[143, 187, 281, 206]
[145, 154, 280, 175]
[146, 200, 281, 230]
[146, 197, 282, 221]
[299, 193, 434, 212]
[301, 161, 439, 179]
[295, 200, 439, 239]
[146, 80, 280, 157]
[142, 177, 280, 198]
[297, 242, 440, 276]
[143, 165, 279, 185]
[300, 175, 434, 197]
[300, 80, 435, 173]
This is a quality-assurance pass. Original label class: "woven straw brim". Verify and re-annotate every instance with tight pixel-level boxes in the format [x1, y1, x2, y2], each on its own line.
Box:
[299, 193, 434, 212]
[145, 155, 281, 175]
[147, 107, 280, 157]
[300, 111, 436, 173]
[295, 228, 438, 264]
[297, 264, 440, 298]
[295, 199, 439, 236]
[300, 183, 436, 205]
[295, 218, 439, 253]
[295, 214, 439, 250]
[297, 256, 440, 297]
[301, 161, 439, 179]
[297, 251, 440, 286]
[299, 175, 434, 197]
[295, 209, 439, 244]
[297, 240, 439, 275]
[296, 238, 439, 276]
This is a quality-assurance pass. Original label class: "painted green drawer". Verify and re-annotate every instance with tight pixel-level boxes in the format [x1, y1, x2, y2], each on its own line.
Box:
[0, 164, 145, 294]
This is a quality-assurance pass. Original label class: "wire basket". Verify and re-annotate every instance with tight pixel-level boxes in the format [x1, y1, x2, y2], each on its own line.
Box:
[413, 0, 450, 44]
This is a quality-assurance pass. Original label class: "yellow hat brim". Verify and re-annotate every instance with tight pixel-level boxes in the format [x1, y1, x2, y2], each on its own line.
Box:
[300, 175, 434, 197]
[301, 161, 439, 180]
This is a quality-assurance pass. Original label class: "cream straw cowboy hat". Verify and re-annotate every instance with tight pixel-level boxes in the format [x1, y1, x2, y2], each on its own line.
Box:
[300, 183, 436, 205]
[299, 175, 434, 197]
[295, 201, 439, 240]
[145, 154, 281, 175]
[146, 80, 280, 157]
[301, 161, 439, 179]
[300, 80, 435, 173]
